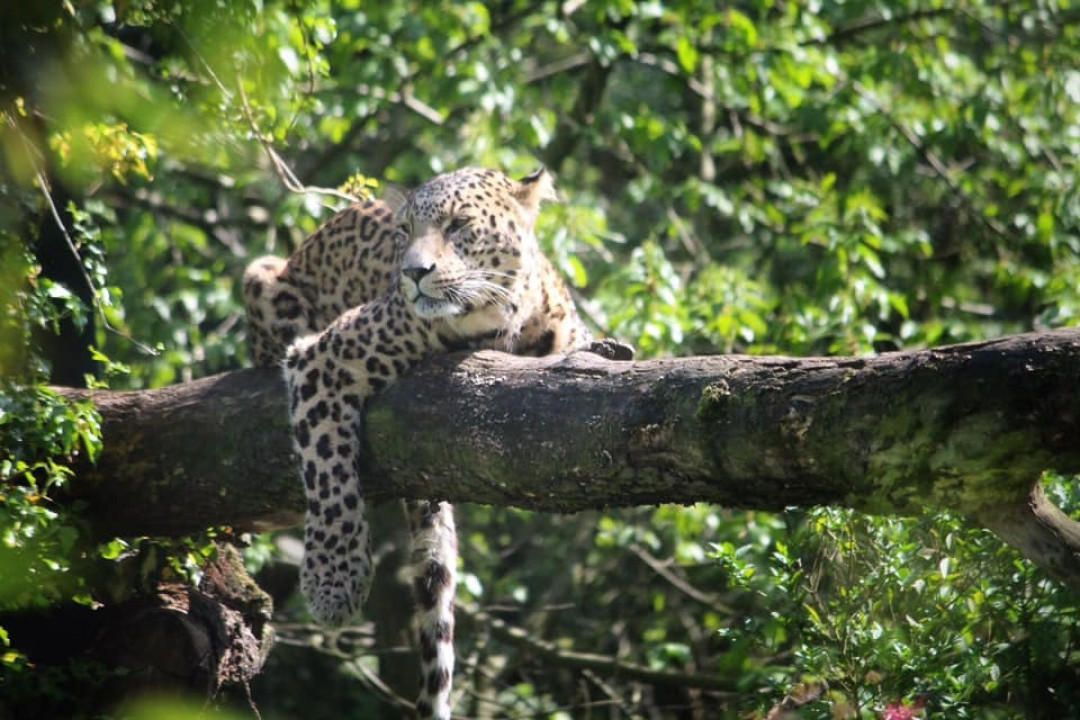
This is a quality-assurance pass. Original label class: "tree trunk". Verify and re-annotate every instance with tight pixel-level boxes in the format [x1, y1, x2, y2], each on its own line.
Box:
[58, 329, 1080, 592]
[0, 544, 272, 719]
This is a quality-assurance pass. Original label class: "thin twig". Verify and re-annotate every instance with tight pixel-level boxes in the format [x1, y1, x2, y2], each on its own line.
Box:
[399, 87, 445, 125]
[524, 52, 591, 84]
[630, 52, 804, 139]
[107, 188, 256, 256]
[235, 73, 358, 204]
[852, 81, 1012, 243]
[462, 604, 737, 693]
[6, 113, 160, 357]
[303, 3, 537, 180]
[171, 23, 358, 205]
[802, 7, 958, 47]
[242, 679, 264, 720]
[666, 207, 710, 265]
[628, 543, 733, 613]
[286, 17, 319, 139]
[346, 658, 418, 714]
[581, 668, 636, 717]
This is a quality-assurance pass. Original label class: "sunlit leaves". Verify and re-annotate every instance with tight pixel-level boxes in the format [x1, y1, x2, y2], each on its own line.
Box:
[785, 504, 1080, 716]
[49, 123, 159, 185]
[687, 265, 774, 351]
[601, 241, 687, 355]
[0, 386, 101, 610]
[675, 36, 698, 74]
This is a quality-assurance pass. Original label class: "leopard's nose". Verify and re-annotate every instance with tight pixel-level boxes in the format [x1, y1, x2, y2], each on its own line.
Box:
[402, 264, 435, 285]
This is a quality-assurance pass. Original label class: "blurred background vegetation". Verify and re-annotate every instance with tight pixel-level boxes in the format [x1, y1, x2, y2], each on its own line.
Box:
[2, 1, 1080, 718]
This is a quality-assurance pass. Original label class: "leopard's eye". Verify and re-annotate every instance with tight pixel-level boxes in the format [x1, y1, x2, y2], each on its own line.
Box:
[445, 216, 471, 235]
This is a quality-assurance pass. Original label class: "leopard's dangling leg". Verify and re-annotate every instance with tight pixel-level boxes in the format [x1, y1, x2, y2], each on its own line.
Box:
[285, 295, 433, 628]
[285, 333, 375, 627]
[409, 500, 457, 720]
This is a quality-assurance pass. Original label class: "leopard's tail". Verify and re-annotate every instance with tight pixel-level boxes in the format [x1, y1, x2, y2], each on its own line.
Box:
[286, 336, 374, 627]
[410, 500, 457, 720]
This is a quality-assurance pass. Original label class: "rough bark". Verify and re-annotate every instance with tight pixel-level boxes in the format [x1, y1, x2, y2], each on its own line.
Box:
[58, 329, 1080, 592]
[0, 544, 272, 718]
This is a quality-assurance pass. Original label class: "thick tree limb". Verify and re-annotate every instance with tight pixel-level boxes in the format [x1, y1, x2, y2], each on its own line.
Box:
[59, 329, 1080, 592]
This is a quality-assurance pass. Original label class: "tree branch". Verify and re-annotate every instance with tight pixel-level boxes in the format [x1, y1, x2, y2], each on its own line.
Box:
[851, 82, 1012, 243]
[803, 8, 958, 47]
[57, 329, 1080, 593]
[462, 605, 737, 693]
[542, 58, 612, 171]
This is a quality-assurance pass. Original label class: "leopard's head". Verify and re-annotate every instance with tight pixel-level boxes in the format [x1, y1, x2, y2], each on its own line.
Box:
[385, 167, 556, 331]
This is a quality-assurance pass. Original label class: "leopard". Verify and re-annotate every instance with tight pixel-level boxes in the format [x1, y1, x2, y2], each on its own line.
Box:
[243, 166, 629, 720]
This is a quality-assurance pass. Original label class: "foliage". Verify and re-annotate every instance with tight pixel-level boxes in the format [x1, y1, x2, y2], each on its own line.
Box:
[2, 0, 1080, 718]
[0, 386, 100, 607]
[0, 181, 105, 679]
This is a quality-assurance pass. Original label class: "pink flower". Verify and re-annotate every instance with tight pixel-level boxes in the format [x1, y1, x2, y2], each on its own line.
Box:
[882, 696, 927, 720]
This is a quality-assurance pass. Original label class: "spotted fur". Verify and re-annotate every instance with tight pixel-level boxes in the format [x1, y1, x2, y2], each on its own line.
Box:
[243, 167, 593, 719]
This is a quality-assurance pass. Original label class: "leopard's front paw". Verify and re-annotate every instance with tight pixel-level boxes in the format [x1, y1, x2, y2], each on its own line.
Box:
[586, 338, 635, 361]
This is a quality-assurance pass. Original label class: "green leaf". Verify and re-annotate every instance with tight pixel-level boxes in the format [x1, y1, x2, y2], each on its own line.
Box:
[675, 36, 698, 74]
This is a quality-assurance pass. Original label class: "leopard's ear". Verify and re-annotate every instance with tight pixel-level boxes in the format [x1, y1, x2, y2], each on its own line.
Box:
[512, 166, 558, 222]
[381, 184, 410, 215]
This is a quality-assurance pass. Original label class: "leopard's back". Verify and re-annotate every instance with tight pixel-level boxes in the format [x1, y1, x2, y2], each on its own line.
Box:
[242, 199, 402, 365]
